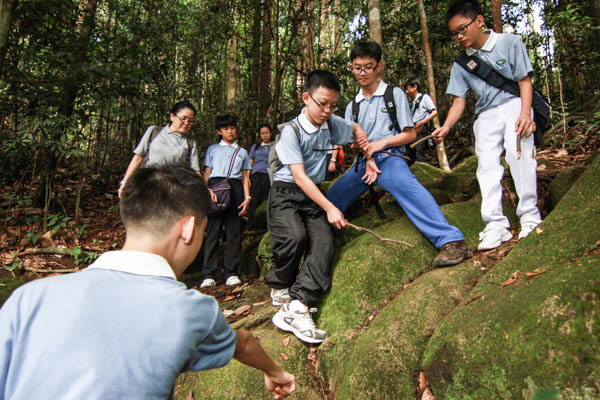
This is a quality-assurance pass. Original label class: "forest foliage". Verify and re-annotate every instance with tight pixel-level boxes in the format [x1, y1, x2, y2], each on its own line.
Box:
[1, 0, 599, 207]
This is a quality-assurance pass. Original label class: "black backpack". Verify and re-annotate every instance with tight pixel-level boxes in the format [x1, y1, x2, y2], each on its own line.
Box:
[351, 85, 417, 166]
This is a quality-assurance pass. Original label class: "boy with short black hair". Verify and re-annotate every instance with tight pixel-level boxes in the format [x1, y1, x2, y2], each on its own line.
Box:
[201, 114, 251, 288]
[268, 70, 369, 344]
[404, 77, 438, 162]
[0, 166, 295, 399]
[433, 0, 541, 250]
[326, 41, 470, 267]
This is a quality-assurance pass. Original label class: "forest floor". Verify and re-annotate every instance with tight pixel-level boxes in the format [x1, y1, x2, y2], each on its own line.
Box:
[0, 134, 598, 325]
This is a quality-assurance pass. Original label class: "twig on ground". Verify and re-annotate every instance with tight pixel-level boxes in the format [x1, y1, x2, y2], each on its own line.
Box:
[23, 266, 80, 274]
[346, 223, 414, 248]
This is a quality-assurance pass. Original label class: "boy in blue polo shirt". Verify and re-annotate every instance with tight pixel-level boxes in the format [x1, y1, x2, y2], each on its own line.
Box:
[326, 41, 470, 267]
[0, 166, 295, 400]
[268, 70, 369, 344]
[433, 0, 542, 250]
[404, 78, 438, 162]
[201, 114, 251, 288]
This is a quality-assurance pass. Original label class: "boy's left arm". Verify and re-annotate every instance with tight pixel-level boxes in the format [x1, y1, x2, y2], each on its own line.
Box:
[516, 76, 536, 137]
[238, 169, 251, 216]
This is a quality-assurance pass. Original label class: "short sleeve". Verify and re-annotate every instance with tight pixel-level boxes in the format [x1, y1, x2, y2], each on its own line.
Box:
[508, 35, 534, 81]
[249, 144, 256, 160]
[423, 94, 436, 111]
[275, 125, 303, 165]
[344, 102, 354, 121]
[240, 150, 251, 170]
[203, 145, 215, 169]
[187, 297, 237, 371]
[446, 63, 471, 98]
[133, 126, 156, 156]
[392, 87, 415, 130]
[190, 141, 200, 171]
[328, 114, 354, 145]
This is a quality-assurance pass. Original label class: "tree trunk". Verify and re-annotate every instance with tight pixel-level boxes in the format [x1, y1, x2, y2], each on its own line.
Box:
[367, 0, 385, 79]
[0, 0, 18, 76]
[417, 0, 450, 171]
[249, 0, 262, 133]
[490, 0, 502, 33]
[226, 34, 240, 106]
[332, 0, 342, 54]
[259, 0, 273, 119]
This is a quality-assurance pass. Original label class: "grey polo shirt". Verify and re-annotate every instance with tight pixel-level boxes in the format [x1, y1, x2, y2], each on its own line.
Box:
[344, 81, 414, 143]
[134, 125, 200, 171]
[274, 110, 354, 184]
[0, 251, 237, 399]
[446, 31, 534, 114]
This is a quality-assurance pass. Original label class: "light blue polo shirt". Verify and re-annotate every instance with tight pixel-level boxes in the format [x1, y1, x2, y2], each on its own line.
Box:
[411, 93, 437, 123]
[203, 141, 251, 179]
[446, 31, 533, 114]
[344, 81, 414, 143]
[134, 125, 200, 171]
[274, 110, 354, 184]
[0, 251, 237, 399]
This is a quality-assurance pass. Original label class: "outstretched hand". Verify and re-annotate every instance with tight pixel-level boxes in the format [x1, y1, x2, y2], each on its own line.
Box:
[361, 158, 381, 185]
[264, 370, 296, 399]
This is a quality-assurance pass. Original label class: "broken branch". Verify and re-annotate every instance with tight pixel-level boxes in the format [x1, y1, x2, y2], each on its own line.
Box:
[346, 223, 414, 248]
[409, 134, 435, 149]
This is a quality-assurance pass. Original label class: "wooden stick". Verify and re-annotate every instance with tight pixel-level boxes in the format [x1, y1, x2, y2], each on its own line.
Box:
[24, 266, 80, 274]
[346, 222, 414, 248]
[409, 134, 435, 149]
[517, 132, 522, 159]
[380, 151, 411, 161]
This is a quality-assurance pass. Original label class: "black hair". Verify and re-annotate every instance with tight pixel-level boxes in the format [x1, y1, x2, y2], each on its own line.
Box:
[446, 0, 483, 24]
[120, 166, 210, 234]
[215, 114, 238, 130]
[404, 78, 422, 92]
[258, 123, 272, 133]
[350, 41, 382, 63]
[171, 100, 197, 116]
[303, 70, 341, 94]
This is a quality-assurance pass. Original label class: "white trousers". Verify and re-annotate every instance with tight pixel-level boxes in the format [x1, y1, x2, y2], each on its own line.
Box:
[473, 97, 541, 228]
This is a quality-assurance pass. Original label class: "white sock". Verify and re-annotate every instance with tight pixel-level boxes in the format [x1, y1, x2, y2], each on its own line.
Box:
[289, 300, 308, 312]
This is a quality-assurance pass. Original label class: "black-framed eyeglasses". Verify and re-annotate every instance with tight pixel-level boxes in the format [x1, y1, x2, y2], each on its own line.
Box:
[450, 17, 477, 38]
[175, 114, 195, 125]
[351, 65, 377, 74]
[308, 92, 338, 113]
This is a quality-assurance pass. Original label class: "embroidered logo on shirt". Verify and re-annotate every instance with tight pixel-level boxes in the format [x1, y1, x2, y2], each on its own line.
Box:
[496, 59, 506, 66]
[382, 108, 389, 113]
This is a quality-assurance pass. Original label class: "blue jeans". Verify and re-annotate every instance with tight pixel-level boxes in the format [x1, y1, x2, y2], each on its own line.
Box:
[326, 149, 464, 248]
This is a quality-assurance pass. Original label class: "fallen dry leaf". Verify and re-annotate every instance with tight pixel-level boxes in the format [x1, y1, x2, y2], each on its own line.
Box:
[184, 391, 194, 400]
[232, 283, 250, 293]
[280, 353, 289, 361]
[536, 227, 544, 234]
[252, 300, 269, 306]
[526, 268, 546, 278]
[222, 310, 234, 317]
[537, 164, 547, 171]
[500, 272, 521, 287]
[222, 295, 236, 302]
[233, 305, 251, 316]
[282, 335, 290, 346]
[348, 331, 356, 339]
[556, 149, 568, 157]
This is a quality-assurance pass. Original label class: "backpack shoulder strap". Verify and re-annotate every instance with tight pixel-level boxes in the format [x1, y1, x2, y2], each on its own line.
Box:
[148, 125, 161, 145]
[383, 85, 401, 132]
[276, 120, 302, 143]
[455, 53, 520, 97]
[351, 98, 360, 122]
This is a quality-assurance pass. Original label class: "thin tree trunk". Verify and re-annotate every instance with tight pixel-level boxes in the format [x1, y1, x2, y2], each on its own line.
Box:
[417, 0, 450, 171]
[259, 0, 273, 119]
[226, 34, 240, 106]
[0, 0, 18, 75]
[491, 0, 502, 33]
[367, 0, 384, 79]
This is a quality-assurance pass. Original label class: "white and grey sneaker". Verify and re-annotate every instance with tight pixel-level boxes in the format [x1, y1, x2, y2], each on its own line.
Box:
[478, 225, 513, 251]
[270, 288, 292, 306]
[225, 275, 242, 286]
[518, 221, 540, 240]
[200, 278, 216, 288]
[272, 302, 327, 344]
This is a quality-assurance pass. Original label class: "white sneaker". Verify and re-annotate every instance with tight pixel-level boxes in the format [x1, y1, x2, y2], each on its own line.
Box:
[225, 276, 242, 286]
[271, 288, 292, 306]
[478, 225, 513, 251]
[272, 301, 327, 344]
[200, 278, 216, 288]
[518, 221, 540, 240]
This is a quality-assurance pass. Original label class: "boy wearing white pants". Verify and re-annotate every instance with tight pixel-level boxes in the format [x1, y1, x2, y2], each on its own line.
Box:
[434, 0, 542, 250]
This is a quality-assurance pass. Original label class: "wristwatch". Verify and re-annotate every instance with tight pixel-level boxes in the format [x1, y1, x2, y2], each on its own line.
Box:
[330, 158, 336, 163]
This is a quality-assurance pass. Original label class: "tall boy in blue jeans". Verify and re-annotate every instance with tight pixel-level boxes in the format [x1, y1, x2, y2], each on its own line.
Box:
[0, 166, 295, 399]
[433, 0, 542, 250]
[326, 41, 470, 267]
[268, 70, 369, 344]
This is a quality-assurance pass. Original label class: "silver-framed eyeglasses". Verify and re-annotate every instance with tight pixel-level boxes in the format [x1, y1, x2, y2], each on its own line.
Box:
[175, 114, 195, 125]
[308, 92, 338, 113]
[351, 65, 377, 74]
[450, 17, 477, 38]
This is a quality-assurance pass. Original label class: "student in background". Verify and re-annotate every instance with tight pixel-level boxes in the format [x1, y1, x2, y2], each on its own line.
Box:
[404, 78, 438, 162]
[247, 123, 272, 230]
[201, 114, 251, 288]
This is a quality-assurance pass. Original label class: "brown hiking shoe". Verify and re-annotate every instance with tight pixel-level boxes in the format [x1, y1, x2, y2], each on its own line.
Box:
[433, 240, 472, 267]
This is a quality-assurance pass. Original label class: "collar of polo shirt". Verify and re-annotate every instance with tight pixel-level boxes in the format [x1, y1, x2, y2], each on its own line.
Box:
[355, 80, 388, 103]
[466, 30, 499, 56]
[298, 107, 328, 134]
[86, 251, 177, 280]
[260, 141, 270, 146]
[218, 140, 239, 148]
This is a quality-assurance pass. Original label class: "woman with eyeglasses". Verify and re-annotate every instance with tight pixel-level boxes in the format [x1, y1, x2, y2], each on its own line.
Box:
[118, 100, 200, 198]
